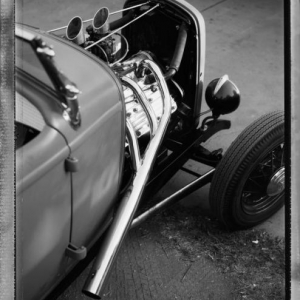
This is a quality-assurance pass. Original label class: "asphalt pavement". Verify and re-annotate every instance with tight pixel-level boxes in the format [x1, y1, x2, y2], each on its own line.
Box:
[17, 0, 284, 299]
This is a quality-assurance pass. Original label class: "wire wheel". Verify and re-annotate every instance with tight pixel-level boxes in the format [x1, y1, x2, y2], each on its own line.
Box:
[241, 143, 284, 215]
[209, 111, 285, 229]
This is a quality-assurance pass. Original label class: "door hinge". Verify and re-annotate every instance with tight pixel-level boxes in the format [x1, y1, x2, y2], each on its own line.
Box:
[65, 243, 87, 260]
[65, 157, 79, 172]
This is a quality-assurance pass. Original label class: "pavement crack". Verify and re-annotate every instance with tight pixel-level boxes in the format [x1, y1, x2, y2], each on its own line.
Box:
[201, 0, 228, 13]
[156, 240, 169, 258]
[181, 263, 193, 282]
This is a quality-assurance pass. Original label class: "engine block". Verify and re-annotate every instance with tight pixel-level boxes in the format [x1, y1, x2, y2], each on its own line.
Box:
[120, 53, 177, 139]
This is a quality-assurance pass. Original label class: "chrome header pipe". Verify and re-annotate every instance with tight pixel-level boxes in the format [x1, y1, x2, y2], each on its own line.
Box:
[125, 119, 141, 171]
[83, 60, 172, 299]
[122, 76, 158, 136]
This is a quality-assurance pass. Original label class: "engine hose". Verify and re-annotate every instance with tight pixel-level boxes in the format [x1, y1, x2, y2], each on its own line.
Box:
[164, 22, 188, 81]
[110, 11, 134, 31]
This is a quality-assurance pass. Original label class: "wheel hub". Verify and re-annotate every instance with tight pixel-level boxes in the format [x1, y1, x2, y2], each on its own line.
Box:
[266, 167, 285, 196]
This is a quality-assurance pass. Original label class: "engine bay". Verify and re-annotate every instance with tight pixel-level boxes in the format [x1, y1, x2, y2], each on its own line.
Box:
[48, 1, 201, 187]
[55, 1, 198, 139]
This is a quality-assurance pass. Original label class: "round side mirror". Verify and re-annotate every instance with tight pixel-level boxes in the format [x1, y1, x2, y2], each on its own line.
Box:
[205, 75, 240, 117]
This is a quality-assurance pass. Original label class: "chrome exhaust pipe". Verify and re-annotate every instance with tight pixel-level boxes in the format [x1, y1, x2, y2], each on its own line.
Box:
[83, 59, 172, 298]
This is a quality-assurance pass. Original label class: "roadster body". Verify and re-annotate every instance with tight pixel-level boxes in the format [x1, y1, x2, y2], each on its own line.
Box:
[16, 1, 285, 299]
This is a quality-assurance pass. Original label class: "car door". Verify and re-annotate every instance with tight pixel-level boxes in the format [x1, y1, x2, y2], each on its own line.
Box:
[16, 35, 72, 300]
[15, 25, 125, 299]
[35, 32, 126, 251]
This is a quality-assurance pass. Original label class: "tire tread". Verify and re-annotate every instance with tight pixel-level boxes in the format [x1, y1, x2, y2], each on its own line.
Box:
[209, 111, 284, 229]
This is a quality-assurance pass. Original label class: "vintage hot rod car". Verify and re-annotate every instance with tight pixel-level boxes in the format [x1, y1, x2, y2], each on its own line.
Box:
[16, 0, 285, 299]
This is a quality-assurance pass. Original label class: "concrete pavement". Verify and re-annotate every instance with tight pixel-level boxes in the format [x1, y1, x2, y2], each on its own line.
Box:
[155, 0, 285, 239]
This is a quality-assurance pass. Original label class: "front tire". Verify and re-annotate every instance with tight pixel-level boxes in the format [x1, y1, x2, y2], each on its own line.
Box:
[209, 111, 285, 229]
